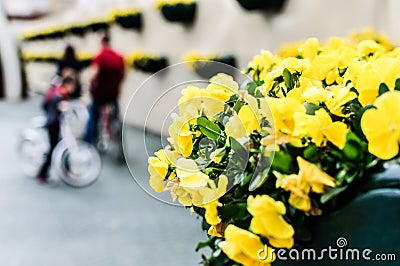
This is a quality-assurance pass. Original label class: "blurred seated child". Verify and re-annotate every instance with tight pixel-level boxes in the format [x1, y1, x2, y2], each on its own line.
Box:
[36, 76, 76, 184]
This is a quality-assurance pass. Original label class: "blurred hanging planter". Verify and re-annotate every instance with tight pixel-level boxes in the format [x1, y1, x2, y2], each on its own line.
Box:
[21, 52, 61, 64]
[111, 9, 143, 31]
[236, 0, 286, 11]
[21, 26, 66, 41]
[183, 52, 237, 79]
[128, 51, 169, 73]
[84, 19, 112, 33]
[148, 30, 400, 265]
[155, 0, 197, 23]
[67, 24, 88, 37]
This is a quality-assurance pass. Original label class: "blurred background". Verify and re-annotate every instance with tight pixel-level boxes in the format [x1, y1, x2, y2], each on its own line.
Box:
[0, 0, 398, 265]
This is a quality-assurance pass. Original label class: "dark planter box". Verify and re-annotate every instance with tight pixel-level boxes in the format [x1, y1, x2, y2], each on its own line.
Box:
[160, 3, 197, 23]
[85, 21, 110, 32]
[273, 165, 400, 265]
[44, 30, 65, 40]
[25, 57, 59, 64]
[193, 55, 237, 79]
[115, 13, 143, 30]
[68, 26, 87, 37]
[133, 57, 169, 73]
[236, 0, 286, 11]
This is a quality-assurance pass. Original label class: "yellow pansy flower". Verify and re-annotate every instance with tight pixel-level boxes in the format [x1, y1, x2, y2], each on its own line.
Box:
[247, 195, 294, 248]
[176, 158, 209, 189]
[357, 40, 386, 57]
[293, 108, 348, 149]
[361, 91, 400, 160]
[168, 114, 194, 157]
[276, 157, 336, 211]
[248, 50, 277, 80]
[299, 37, 320, 60]
[351, 57, 400, 106]
[301, 87, 331, 105]
[154, 145, 181, 167]
[208, 73, 239, 99]
[203, 201, 222, 226]
[277, 41, 302, 58]
[238, 105, 261, 134]
[324, 85, 357, 117]
[279, 57, 310, 74]
[178, 85, 204, 110]
[148, 156, 169, 193]
[198, 175, 228, 205]
[303, 54, 337, 82]
[267, 97, 306, 135]
[219, 225, 274, 266]
[225, 114, 247, 139]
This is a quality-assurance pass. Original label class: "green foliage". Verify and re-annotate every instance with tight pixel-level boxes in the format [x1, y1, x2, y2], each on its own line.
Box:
[197, 117, 223, 140]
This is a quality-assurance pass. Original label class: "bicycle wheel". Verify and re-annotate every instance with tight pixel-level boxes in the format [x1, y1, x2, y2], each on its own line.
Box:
[19, 128, 49, 177]
[109, 118, 125, 163]
[52, 140, 101, 187]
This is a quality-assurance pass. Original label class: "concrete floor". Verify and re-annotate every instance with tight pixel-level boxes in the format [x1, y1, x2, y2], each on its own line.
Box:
[0, 96, 207, 266]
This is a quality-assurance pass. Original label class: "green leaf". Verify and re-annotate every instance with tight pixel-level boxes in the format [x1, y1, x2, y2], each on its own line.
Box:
[353, 104, 375, 138]
[248, 168, 269, 191]
[233, 101, 245, 114]
[255, 89, 264, 98]
[304, 102, 320, 115]
[321, 186, 348, 204]
[246, 81, 258, 95]
[395, 78, 400, 91]
[196, 239, 213, 252]
[229, 137, 246, 152]
[335, 169, 348, 186]
[272, 151, 294, 174]
[378, 83, 390, 96]
[283, 68, 293, 91]
[303, 144, 318, 161]
[345, 170, 358, 183]
[197, 117, 222, 140]
[218, 203, 248, 221]
[342, 140, 362, 161]
[227, 137, 249, 185]
[240, 172, 253, 187]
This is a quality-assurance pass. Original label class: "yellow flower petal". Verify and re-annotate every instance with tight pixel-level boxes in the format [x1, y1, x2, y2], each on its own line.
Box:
[324, 121, 348, 149]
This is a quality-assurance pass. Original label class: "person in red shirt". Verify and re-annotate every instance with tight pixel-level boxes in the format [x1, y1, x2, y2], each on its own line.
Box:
[84, 34, 125, 145]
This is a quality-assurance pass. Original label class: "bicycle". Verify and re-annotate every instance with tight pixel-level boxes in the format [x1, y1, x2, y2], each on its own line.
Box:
[19, 99, 101, 187]
[96, 102, 124, 163]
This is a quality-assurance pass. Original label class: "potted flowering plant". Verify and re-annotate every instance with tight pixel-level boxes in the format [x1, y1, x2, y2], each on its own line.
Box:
[155, 0, 197, 23]
[111, 9, 143, 31]
[22, 52, 61, 64]
[148, 30, 400, 265]
[129, 51, 168, 73]
[183, 52, 237, 78]
[21, 27, 66, 41]
[236, 0, 286, 11]
[67, 24, 88, 37]
[84, 19, 111, 33]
